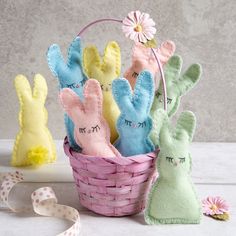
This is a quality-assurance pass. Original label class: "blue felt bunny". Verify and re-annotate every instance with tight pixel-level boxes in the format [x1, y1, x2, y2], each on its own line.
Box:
[47, 37, 87, 150]
[112, 70, 155, 156]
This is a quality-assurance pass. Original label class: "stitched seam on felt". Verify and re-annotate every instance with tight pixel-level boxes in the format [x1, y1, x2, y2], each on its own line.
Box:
[47, 45, 59, 77]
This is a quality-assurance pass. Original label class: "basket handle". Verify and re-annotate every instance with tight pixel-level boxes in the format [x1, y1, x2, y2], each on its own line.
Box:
[77, 18, 167, 111]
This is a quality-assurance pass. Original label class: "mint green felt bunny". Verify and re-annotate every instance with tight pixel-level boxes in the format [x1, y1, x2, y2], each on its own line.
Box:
[150, 55, 202, 146]
[145, 109, 201, 224]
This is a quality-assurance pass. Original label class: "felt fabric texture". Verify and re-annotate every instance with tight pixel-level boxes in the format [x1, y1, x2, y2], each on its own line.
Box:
[145, 109, 201, 224]
[12, 74, 57, 167]
[47, 37, 87, 150]
[124, 40, 175, 90]
[112, 70, 155, 157]
[150, 55, 202, 147]
[83, 41, 121, 143]
[59, 79, 121, 158]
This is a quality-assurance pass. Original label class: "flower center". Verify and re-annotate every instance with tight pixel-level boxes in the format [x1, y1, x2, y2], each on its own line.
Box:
[210, 204, 218, 211]
[134, 24, 142, 32]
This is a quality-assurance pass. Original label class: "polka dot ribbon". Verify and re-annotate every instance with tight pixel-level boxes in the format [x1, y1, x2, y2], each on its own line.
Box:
[0, 171, 81, 236]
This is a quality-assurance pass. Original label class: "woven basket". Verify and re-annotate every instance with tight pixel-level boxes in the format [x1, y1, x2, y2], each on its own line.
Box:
[64, 137, 158, 216]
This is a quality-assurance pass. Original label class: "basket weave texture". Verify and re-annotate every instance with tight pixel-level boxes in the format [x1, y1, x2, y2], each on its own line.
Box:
[64, 137, 158, 216]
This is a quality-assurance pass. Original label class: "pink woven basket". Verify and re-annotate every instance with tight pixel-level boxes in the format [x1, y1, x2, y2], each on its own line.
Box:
[64, 137, 158, 216]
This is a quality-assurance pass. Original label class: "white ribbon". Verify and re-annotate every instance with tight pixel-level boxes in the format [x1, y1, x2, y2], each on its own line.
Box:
[0, 171, 81, 236]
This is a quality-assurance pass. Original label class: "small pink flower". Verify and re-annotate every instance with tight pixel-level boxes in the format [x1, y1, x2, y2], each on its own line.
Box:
[122, 10, 156, 43]
[202, 196, 229, 216]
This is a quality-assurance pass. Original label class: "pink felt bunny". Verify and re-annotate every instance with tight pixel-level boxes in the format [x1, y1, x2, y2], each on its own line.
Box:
[59, 79, 120, 157]
[124, 41, 176, 89]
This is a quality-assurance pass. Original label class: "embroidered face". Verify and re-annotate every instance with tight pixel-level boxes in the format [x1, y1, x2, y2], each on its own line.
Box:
[63, 77, 86, 93]
[73, 114, 106, 143]
[158, 141, 191, 178]
[124, 119, 147, 129]
[124, 41, 175, 90]
[152, 55, 202, 117]
[47, 37, 87, 98]
[119, 116, 152, 138]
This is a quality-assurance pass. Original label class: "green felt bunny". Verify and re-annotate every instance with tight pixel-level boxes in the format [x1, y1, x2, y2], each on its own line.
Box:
[150, 55, 202, 146]
[145, 109, 201, 224]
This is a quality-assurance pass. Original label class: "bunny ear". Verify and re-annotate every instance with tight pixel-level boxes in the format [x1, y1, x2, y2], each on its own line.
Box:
[33, 74, 48, 103]
[83, 79, 103, 114]
[59, 88, 83, 121]
[103, 41, 121, 77]
[156, 40, 176, 65]
[67, 37, 83, 67]
[83, 45, 101, 77]
[132, 42, 150, 61]
[175, 111, 196, 143]
[47, 44, 67, 78]
[164, 55, 183, 82]
[133, 70, 154, 113]
[177, 63, 202, 95]
[112, 78, 134, 114]
[151, 108, 169, 146]
[159, 118, 172, 148]
[14, 74, 32, 102]
[168, 97, 180, 117]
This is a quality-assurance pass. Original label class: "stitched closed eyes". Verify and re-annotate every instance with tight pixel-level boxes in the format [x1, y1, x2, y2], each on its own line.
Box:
[124, 119, 146, 128]
[78, 125, 100, 134]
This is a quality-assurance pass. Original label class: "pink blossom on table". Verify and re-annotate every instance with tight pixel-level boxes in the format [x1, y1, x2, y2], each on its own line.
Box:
[202, 196, 229, 216]
[122, 10, 156, 43]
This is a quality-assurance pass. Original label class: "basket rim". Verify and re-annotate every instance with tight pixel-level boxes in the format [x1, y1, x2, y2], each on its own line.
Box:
[64, 137, 158, 165]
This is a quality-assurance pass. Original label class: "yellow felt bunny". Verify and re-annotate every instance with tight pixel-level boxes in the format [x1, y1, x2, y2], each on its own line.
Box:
[83, 41, 121, 143]
[11, 74, 56, 167]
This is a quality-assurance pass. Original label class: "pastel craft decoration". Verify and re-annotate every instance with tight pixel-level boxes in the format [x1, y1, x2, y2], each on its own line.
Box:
[150, 55, 202, 147]
[151, 55, 202, 117]
[83, 41, 121, 143]
[59, 79, 121, 157]
[47, 37, 87, 150]
[112, 70, 155, 157]
[124, 40, 175, 90]
[145, 109, 201, 224]
[12, 74, 56, 167]
[0, 171, 81, 235]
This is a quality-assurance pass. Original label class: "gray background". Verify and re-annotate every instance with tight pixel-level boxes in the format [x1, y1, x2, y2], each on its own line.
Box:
[0, 0, 235, 141]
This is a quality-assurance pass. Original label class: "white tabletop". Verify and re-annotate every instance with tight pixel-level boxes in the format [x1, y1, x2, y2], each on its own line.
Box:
[0, 140, 235, 236]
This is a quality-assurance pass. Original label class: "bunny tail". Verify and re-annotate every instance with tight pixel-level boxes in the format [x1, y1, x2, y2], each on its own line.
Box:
[27, 146, 49, 167]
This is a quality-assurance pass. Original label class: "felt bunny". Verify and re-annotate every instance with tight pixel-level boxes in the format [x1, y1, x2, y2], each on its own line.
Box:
[59, 79, 121, 157]
[112, 70, 155, 157]
[145, 109, 201, 224]
[124, 40, 175, 90]
[47, 37, 87, 150]
[83, 41, 121, 143]
[150, 55, 202, 147]
[12, 74, 56, 167]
